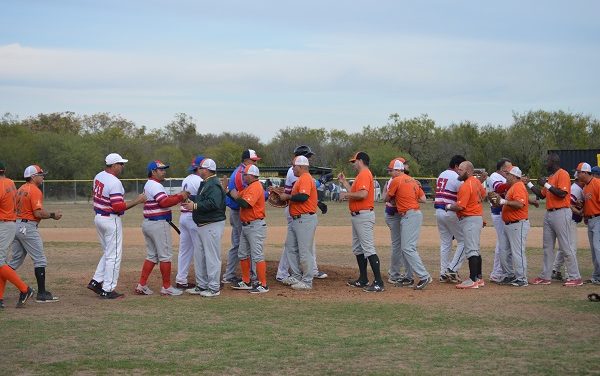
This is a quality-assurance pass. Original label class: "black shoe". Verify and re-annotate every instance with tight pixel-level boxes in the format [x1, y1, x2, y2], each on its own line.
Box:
[443, 269, 461, 283]
[36, 291, 59, 303]
[176, 282, 196, 289]
[394, 277, 414, 287]
[87, 279, 103, 295]
[16, 287, 35, 308]
[363, 283, 385, 292]
[551, 270, 564, 281]
[347, 279, 369, 288]
[414, 276, 432, 290]
[0, 299, 4, 309]
[100, 290, 124, 299]
[499, 276, 515, 285]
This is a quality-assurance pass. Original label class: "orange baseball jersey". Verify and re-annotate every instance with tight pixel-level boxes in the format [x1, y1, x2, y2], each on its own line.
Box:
[542, 168, 571, 210]
[289, 171, 317, 216]
[502, 181, 529, 222]
[582, 177, 600, 217]
[387, 175, 424, 213]
[239, 180, 266, 222]
[349, 168, 374, 212]
[456, 176, 486, 217]
[16, 182, 44, 222]
[0, 177, 17, 221]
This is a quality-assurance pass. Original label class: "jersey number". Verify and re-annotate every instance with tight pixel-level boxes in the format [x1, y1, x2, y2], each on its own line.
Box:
[93, 180, 105, 199]
[436, 178, 448, 192]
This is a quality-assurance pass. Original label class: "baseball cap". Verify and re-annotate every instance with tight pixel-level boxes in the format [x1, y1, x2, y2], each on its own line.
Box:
[387, 159, 405, 171]
[24, 165, 48, 178]
[243, 164, 260, 177]
[241, 149, 261, 161]
[147, 160, 170, 174]
[576, 162, 591, 172]
[200, 158, 217, 171]
[507, 166, 522, 178]
[294, 145, 315, 157]
[591, 166, 600, 175]
[105, 153, 128, 165]
[293, 155, 310, 166]
[188, 155, 205, 172]
[349, 151, 369, 164]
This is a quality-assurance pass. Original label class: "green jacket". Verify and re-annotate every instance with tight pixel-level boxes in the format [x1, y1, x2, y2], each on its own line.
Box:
[192, 175, 226, 225]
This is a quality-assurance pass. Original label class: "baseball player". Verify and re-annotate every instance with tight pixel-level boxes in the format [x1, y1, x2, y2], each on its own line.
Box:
[338, 151, 384, 292]
[184, 158, 227, 297]
[222, 149, 260, 285]
[575, 162, 599, 285]
[383, 158, 413, 286]
[447, 161, 487, 289]
[525, 153, 582, 285]
[498, 167, 530, 287]
[276, 145, 327, 283]
[226, 164, 269, 293]
[488, 158, 514, 284]
[174, 155, 204, 289]
[88, 153, 146, 299]
[386, 159, 432, 290]
[135, 160, 190, 296]
[9, 165, 62, 302]
[0, 161, 35, 308]
[277, 155, 318, 290]
[551, 171, 585, 281]
[435, 155, 467, 283]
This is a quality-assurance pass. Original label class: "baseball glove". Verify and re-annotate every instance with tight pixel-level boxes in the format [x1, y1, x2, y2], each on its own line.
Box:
[488, 191, 502, 207]
[267, 190, 289, 208]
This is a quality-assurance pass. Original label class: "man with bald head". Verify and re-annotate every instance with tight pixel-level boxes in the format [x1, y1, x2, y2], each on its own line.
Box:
[446, 161, 487, 289]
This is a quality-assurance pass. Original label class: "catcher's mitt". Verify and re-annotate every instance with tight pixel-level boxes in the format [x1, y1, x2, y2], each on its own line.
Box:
[488, 191, 502, 207]
[267, 191, 289, 208]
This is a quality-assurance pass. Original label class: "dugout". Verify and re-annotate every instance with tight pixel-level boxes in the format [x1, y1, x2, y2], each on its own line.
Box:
[549, 149, 600, 172]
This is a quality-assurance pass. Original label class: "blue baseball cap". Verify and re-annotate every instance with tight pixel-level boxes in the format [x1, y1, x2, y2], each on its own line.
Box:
[147, 160, 170, 174]
[592, 166, 600, 175]
[188, 155, 205, 172]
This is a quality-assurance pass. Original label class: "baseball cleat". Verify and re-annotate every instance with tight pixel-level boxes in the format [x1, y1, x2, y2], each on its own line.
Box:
[35, 291, 59, 303]
[281, 276, 301, 286]
[0, 299, 4, 309]
[363, 283, 385, 292]
[387, 277, 401, 284]
[551, 270, 564, 281]
[477, 279, 485, 287]
[134, 284, 154, 295]
[176, 282, 196, 289]
[199, 289, 220, 297]
[314, 271, 328, 279]
[346, 279, 369, 288]
[16, 287, 35, 308]
[186, 286, 207, 295]
[87, 279, 103, 295]
[249, 284, 269, 294]
[414, 276, 432, 290]
[100, 290, 124, 299]
[510, 279, 528, 287]
[443, 269, 461, 283]
[456, 279, 479, 289]
[563, 279, 583, 287]
[231, 281, 253, 290]
[160, 286, 183, 296]
[291, 282, 312, 290]
[530, 277, 551, 285]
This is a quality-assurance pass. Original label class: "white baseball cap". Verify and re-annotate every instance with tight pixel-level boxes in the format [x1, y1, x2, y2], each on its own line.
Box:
[387, 159, 404, 171]
[105, 153, 128, 165]
[244, 164, 260, 177]
[24, 165, 47, 178]
[507, 166, 522, 178]
[294, 155, 310, 166]
[576, 162, 591, 172]
[200, 158, 217, 171]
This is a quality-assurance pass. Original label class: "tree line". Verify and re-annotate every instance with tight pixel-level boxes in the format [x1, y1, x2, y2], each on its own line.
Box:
[1, 110, 599, 180]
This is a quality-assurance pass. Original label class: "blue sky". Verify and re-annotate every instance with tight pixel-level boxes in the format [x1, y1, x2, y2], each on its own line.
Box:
[1, 0, 599, 141]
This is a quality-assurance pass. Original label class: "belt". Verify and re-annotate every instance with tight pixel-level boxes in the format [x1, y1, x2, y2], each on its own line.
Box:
[351, 209, 374, 216]
[147, 218, 168, 221]
[292, 212, 315, 220]
[505, 219, 527, 225]
[547, 207, 568, 212]
[96, 213, 120, 217]
[585, 214, 600, 220]
[242, 218, 264, 226]
[434, 204, 447, 210]
[18, 219, 30, 222]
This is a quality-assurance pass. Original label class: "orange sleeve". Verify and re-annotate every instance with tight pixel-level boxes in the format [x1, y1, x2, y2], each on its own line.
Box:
[30, 187, 43, 211]
[387, 177, 399, 198]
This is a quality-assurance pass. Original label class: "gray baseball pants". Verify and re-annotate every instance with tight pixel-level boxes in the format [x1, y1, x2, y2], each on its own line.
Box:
[142, 219, 173, 263]
[238, 219, 267, 262]
[176, 213, 196, 285]
[193, 220, 225, 292]
[491, 213, 512, 280]
[351, 210, 377, 257]
[540, 208, 580, 280]
[435, 208, 465, 274]
[400, 210, 429, 280]
[223, 208, 242, 280]
[276, 206, 319, 280]
[385, 213, 412, 280]
[502, 220, 530, 281]
[285, 213, 317, 286]
[587, 216, 600, 280]
[460, 216, 483, 258]
[552, 219, 578, 274]
[9, 220, 46, 268]
[0, 221, 16, 266]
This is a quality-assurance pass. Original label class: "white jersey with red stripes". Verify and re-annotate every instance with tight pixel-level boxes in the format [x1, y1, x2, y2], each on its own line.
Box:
[571, 182, 583, 203]
[284, 166, 297, 194]
[93, 170, 125, 215]
[488, 172, 506, 194]
[180, 174, 203, 214]
[143, 179, 171, 220]
[434, 169, 462, 206]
